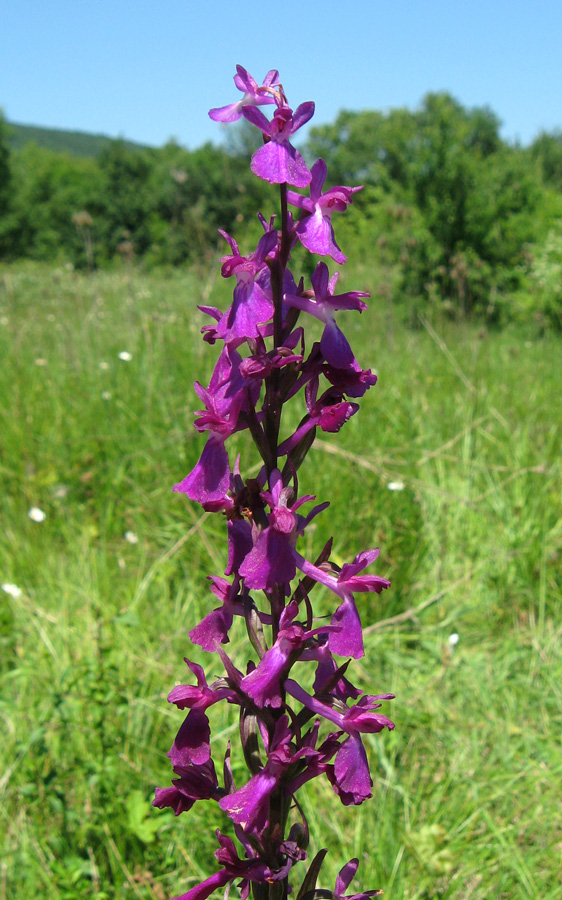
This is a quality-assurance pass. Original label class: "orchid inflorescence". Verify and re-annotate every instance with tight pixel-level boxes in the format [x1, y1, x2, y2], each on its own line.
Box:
[155, 66, 394, 900]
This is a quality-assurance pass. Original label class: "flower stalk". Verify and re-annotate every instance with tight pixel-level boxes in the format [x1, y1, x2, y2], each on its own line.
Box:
[155, 66, 395, 900]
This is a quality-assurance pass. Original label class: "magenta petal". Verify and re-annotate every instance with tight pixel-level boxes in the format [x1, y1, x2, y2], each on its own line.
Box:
[225, 519, 253, 576]
[233, 65, 257, 93]
[239, 528, 297, 590]
[173, 869, 232, 900]
[320, 319, 356, 368]
[291, 101, 315, 132]
[189, 606, 234, 651]
[341, 549, 379, 579]
[297, 209, 347, 263]
[153, 785, 195, 816]
[251, 142, 312, 188]
[218, 280, 274, 342]
[168, 709, 211, 767]
[219, 771, 277, 830]
[329, 596, 364, 659]
[173, 437, 230, 509]
[209, 102, 245, 123]
[309, 158, 328, 199]
[333, 734, 372, 804]
[241, 644, 287, 708]
[242, 105, 271, 134]
[335, 859, 359, 896]
[318, 401, 359, 433]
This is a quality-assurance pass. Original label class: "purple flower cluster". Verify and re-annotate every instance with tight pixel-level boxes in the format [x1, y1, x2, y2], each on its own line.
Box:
[156, 67, 394, 900]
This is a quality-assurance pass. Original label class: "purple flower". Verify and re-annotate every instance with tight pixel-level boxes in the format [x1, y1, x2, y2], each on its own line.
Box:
[220, 716, 318, 832]
[173, 435, 231, 511]
[217, 230, 277, 343]
[166, 659, 238, 767]
[243, 103, 315, 188]
[153, 758, 220, 816]
[296, 549, 390, 658]
[287, 159, 362, 263]
[239, 470, 326, 591]
[279, 376, 359, 457]
[240, 601, 308, 707]
[284, 262, 369, 368]
[172, 829, 293, 900]
[239, 330, 303, 380]
[324, 359, 378, 399]
[189, 576, 244, 651]
[209, 66, 279, 123]
[303, 637, 363, 702]
[285, 681, 394, 805]
[173, 346, 259, 509]
[167, 658, 236, 711]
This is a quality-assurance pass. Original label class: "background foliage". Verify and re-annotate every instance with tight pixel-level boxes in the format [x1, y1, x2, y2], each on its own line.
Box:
[1, 93, 562, 899]
[1, 262, 561, 900]
[2, 96, 562, 326]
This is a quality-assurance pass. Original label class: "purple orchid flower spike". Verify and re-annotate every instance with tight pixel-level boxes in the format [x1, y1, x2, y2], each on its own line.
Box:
[285, 262, 369, 368]
[287, 159, 362, 263]
[243, 103, 315, 188]
[159, 67, 396, 900]
[209, 66, 279, 123]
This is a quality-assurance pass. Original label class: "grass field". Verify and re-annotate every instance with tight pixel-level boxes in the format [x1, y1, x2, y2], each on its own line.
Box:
[1, 260, 561, 900]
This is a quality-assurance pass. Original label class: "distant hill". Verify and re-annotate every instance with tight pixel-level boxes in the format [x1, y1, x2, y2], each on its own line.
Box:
[7, 122, 150, 157]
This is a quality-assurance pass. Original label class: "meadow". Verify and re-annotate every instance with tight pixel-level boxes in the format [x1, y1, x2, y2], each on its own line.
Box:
[1, 260, 561, 900]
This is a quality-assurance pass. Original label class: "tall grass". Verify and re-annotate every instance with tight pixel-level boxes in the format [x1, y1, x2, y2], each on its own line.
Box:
[1, 261, 561, 900]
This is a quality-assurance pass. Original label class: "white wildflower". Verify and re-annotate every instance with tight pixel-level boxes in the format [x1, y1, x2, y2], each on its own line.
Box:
[448, 633, 460, 646]
[387, 481, 405, 492]
[118, 351, 133, 362]
[124, 531, 139, 545]
[28, 507, 46, 523]
[2, 583, 22, 599]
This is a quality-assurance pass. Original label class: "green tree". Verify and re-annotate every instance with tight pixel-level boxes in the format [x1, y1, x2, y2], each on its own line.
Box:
[0, 110, 15, 256]
[97, 141, 154, 258]
[9, 144, 105, 264]
[530, 130, 562, 191]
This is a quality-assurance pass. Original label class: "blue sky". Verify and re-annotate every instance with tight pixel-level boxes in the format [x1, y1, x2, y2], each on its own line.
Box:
[2, 0, 561, 149]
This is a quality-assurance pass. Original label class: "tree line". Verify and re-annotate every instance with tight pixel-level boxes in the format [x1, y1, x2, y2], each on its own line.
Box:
[1, 94, 562, 326]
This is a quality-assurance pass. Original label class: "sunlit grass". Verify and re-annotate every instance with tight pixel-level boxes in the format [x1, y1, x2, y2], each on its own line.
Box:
[0, 260, 561, 900]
